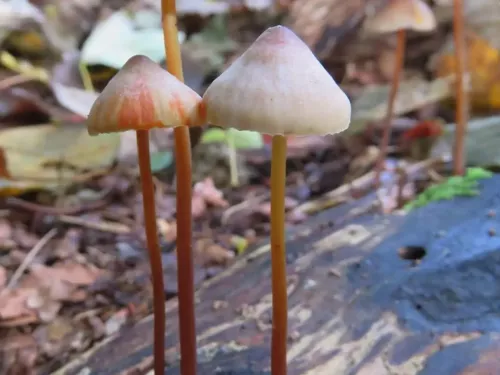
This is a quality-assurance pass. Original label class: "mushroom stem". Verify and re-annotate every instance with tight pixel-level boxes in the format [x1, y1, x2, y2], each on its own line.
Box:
[161, 0, 197, 374]
[375, 29, 406, 187]
[270, 134, 288, 375]
[452, 0, 468, 176]
[136, 130, 166, 375]
[227, 130, 240, 187]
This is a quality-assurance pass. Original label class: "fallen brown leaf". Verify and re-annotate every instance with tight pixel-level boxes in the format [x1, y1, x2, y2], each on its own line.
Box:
[0, 218, 12, 240]
[191, 194, 207, 219]
[194, 177, 229, 208]
[0, 148, 10, 178]
[194, 239, 234, 266]
[0, 333, 38, 375]
[0, 266, 6, 289]
[12, 224, 39, 249]
[0, 288, 38, 326]
[29, 262, 103, 286]
[33, 317, 80, 358]
[52, 228, 82, 259]
[0, 219, 14, 251]
[157, 219, 177, 243]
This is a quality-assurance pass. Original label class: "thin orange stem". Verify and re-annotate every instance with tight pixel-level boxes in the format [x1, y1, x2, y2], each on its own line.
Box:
[270, 135, 288, 375]
[375, 30, 406, 187]
[161, 1, 197, 374]
[136, 130, 165, 375]
[452, 0, 468, 176]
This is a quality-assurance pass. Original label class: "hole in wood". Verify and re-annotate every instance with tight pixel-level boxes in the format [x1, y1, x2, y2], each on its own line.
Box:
[398, 246, 426, 262]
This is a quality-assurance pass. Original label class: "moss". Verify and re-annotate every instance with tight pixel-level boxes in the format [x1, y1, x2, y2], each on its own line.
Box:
[404, 167, 494, 211]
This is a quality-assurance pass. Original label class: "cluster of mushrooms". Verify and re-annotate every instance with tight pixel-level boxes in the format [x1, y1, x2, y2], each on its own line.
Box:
[85, 0, 466, 374]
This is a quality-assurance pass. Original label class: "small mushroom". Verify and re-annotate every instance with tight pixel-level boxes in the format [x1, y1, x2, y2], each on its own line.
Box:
[203, 25, 351, 375]
[86, 54, 204, 375]
[363, 0, 436, 33]
[87, 55, 204, 134]
[363, 0, 436, 185]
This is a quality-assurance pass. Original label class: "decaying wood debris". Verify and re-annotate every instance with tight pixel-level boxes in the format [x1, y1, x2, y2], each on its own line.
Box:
[57, 175, 500, 375]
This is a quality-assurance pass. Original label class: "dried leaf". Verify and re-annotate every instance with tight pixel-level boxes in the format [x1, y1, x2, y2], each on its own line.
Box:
[191, 195, 207, 219]
[434, 32, 500, 111]
[181, 15, 237, 72]
[349, 76, 455, 134]
[0, 333, 38, 374]
[0, 266, 6, 289]
[0, 123, 120, 196]
[193, 178, 229, 208]
[0, 219, 13, 243]
[51, 83, 99, 118]
[29, 263, 103, 286]
[81, 10, 184, 69]
[433, 115, 500, 167]
[194, 239, 234, 266]
[157, 219, 177, 243]
[0, 288, 38, 325]
[0, 0, 44, 45]
[174, 0, 230, 15]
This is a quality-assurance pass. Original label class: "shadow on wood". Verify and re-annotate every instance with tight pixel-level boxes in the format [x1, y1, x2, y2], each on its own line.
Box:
[56, 175, 500, 375]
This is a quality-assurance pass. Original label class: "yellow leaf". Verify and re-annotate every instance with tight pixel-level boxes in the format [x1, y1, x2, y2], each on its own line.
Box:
[5, 30, 48, 55]
[434, 32, 500, 111]
[0, 123, 120, 196]
[0, 51, 49, 83]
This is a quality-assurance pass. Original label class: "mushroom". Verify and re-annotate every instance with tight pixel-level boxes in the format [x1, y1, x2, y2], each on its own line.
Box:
[202, 25, 351, 374]
[160, 0, 199, 373]
[363, 0, 436, 185]
[86, 54, 204, 375]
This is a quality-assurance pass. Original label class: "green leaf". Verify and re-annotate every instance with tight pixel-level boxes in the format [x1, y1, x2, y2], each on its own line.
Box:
[404, 167, 493, 211]
[201, 128, 263, 149]
[150, 151, 173, 172]
[230, 235, 249, 255]
[201, 128, 227, 144]
[80, 10, 185, 69]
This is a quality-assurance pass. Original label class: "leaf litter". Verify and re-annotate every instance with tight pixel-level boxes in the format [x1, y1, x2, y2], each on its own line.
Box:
[0, 0, 499, 373]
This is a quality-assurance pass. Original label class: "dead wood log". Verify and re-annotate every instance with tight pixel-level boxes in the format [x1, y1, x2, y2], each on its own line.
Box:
[55, 175, 500, 375]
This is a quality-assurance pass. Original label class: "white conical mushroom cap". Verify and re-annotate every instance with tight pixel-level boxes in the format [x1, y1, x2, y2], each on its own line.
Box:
[202, 25, 351, 136]
[363, 0, 436, 33]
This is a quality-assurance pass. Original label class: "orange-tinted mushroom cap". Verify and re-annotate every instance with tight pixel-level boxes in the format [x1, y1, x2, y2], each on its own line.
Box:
[86, 55, 205, 135]
[363, 0, 436, 34]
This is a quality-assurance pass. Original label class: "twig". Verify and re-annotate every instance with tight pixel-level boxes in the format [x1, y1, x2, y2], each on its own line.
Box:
[57, 215, 131, 234]
[0, 75, 36, 91]
[6, 196, 108, 215]
[395, 166, 408, 209]
[221, 193, 269, 225]
[292, 158, 441, 215]
[7, 228, 58, 289]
